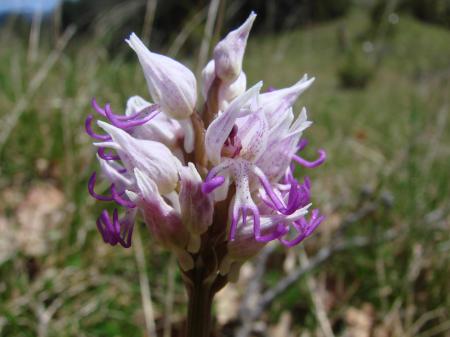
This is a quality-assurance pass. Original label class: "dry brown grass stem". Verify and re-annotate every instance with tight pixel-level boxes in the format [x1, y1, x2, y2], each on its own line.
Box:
[28, 9, 43, 64]
[142, 0, 158, 45]
[168, 8, 207, 57]
[133, 228, 157, 337]
[196, 0, 220, 77]
[299, 250, 335, 337]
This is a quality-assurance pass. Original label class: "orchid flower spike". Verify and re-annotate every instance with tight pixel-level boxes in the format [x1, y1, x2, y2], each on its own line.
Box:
[86, 13, 325, 286]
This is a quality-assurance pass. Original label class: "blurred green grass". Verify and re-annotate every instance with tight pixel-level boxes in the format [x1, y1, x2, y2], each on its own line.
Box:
[0, 7, 449, 337]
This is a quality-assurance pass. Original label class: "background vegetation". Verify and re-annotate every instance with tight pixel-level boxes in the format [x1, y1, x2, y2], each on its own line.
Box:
[0, 0, 449, 336]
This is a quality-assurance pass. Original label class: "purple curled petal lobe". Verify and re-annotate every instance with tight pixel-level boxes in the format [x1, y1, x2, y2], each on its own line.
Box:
[96, 209, 135, 248]
[91, 98, 160, 134]
[230, 206, 279, 243]
[201, 176, 225, 194]
[97, 210, 118, 245]
[297, 138, 309, 152]
[248, 206, 282, 243]
[92, 98, 107, 117]
[257, 171, 308, 215]
[85, 115, 111, 141]
[279, 231, 306, 247]
[257, 172, 288, 213]
[279, 209, 324, 247]
[97, 147, 121, 161]
[229, 209, 239, 241]
[104, 104, 159, 130]
[304, 209, 325, 236]
[292, 149, 326, 168]
[88, 172, 113, 201]
[111, 184, 136, 208]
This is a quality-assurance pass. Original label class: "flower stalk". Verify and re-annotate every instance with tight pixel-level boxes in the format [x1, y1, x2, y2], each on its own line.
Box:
[185, 263, 215, 337]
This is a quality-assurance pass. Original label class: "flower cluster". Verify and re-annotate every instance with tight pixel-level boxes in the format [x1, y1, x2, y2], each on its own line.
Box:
[85, 12, 325, 278]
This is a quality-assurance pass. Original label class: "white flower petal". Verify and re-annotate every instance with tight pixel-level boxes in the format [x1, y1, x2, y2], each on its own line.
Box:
[124, 95, 183, 148]
[97, 120, 181, 194]
[97, 154, 133, 189]
[259, 76, 315, 128]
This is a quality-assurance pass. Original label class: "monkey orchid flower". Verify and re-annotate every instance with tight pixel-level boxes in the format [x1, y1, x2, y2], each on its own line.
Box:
[85, 11, 326, 337]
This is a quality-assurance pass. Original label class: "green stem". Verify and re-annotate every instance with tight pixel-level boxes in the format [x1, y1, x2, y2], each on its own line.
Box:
[186, 271, 214, 337]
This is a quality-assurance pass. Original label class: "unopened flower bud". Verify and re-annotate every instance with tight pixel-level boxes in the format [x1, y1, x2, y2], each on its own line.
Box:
[201, 60, 216, 99]
[179, 163, 214, 253]
[213, 12, 256, 83]
[126, 33, 197, 119]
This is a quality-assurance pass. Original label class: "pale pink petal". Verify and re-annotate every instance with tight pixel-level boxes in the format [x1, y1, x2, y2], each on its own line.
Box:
[125, 95, 183, 148]
[259, 75, 315, 128]
[96, 121, 181, 194]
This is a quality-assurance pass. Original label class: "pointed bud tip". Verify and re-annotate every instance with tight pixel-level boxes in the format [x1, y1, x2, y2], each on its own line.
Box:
[125, 32, 138, 44]
[239, 11, 257, 35]
[297, 75, 315, 85]
[125, 32, 152, 56]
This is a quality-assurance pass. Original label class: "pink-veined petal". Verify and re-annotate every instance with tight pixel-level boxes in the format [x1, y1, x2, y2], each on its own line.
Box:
[205, 81, 262, 165]
[96, 121, 181, 194]
[259, 75, 315, 128]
